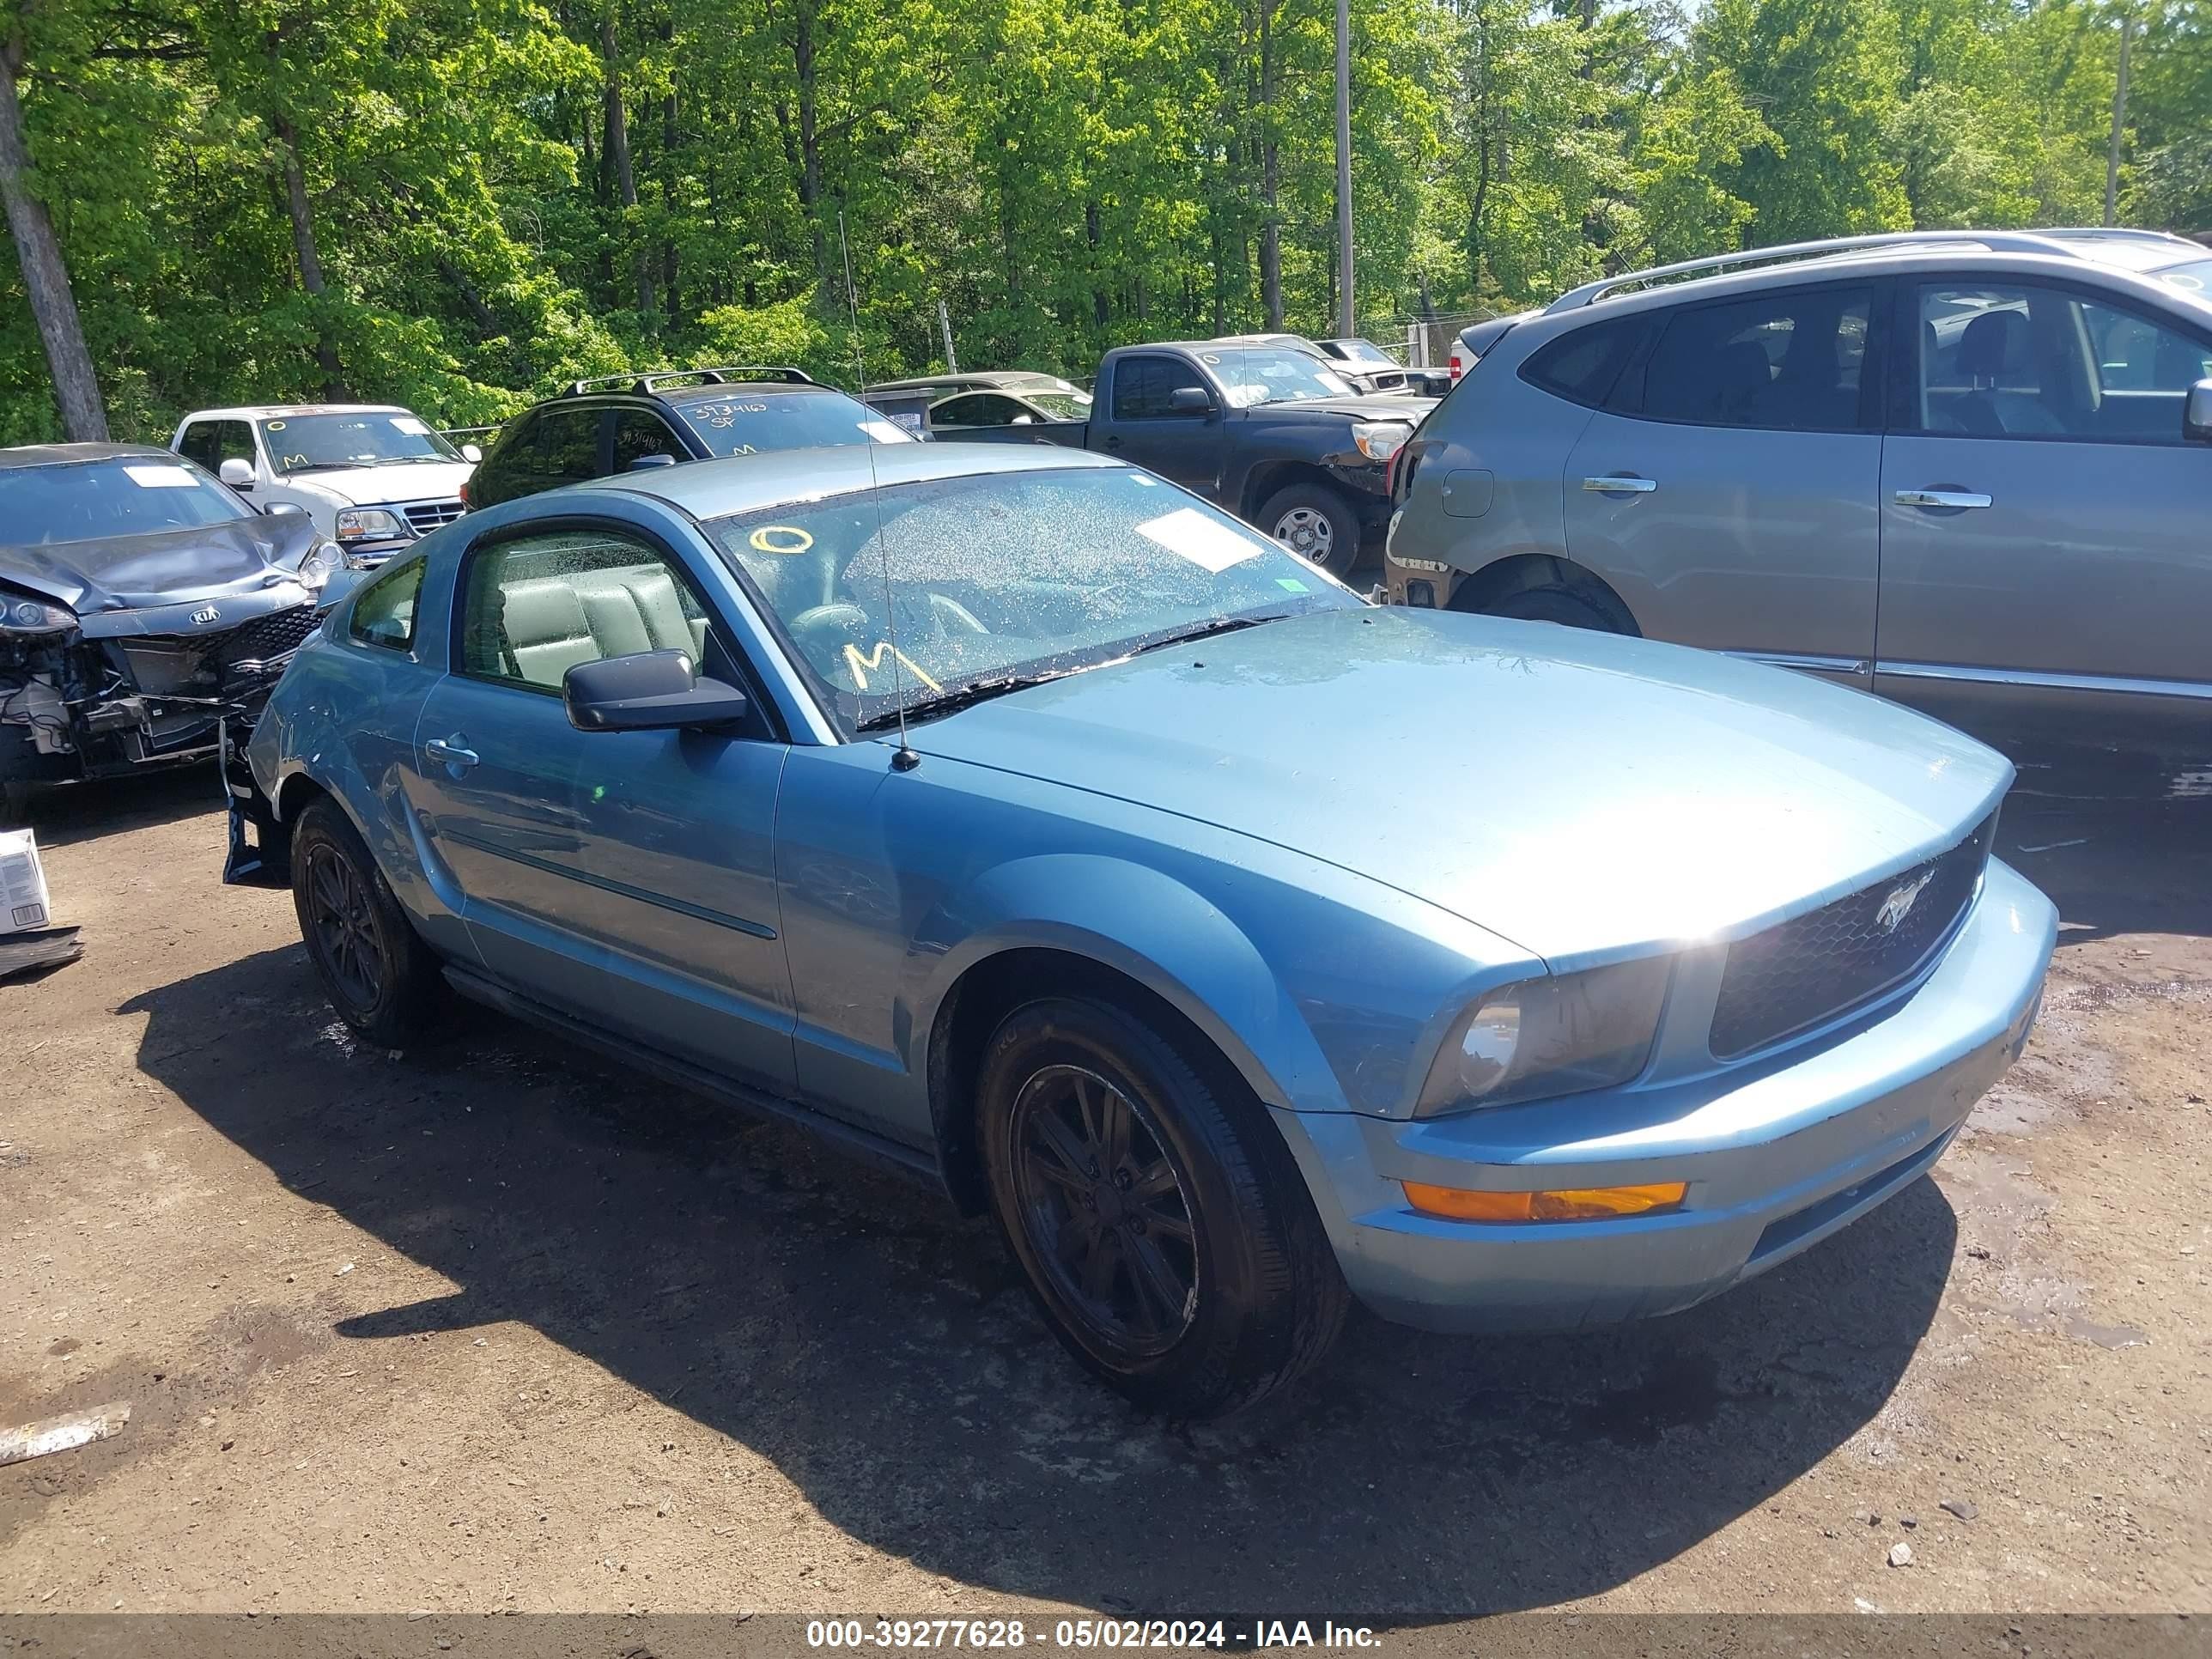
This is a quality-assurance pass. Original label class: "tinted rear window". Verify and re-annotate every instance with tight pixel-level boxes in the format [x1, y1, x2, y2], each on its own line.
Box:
[1517, 318, 1645, 408]
[673, 389, 909, 457]
[0, 458, 251, 544]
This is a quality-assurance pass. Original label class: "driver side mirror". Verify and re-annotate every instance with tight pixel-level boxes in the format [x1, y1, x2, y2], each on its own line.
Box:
[625, 452, 678, 471]
[1169, 386, 1213, 415]
[218, 457, 255, 489]
[564, 648, 749, 733]
[461, 442, 483, 464]
[2186, 379, 2212, 443]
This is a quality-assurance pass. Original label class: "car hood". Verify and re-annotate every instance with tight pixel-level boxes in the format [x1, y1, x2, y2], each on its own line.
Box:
[1249, 393, 1438, 422]
[0, 513, 324, 614]
[902, 607, 2012, 964]
[284, 459, 474, 507]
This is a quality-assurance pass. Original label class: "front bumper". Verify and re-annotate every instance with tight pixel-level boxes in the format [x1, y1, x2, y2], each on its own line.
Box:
[1272, 860, 2057, 1334]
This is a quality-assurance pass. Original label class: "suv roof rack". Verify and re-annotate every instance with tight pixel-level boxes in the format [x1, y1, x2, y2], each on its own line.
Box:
[563, 365, 817, 396]
[1544, 229, 2122, 313]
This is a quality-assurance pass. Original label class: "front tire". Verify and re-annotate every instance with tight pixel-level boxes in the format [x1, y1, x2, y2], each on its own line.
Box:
[1258, 483, 1362, 578]
[1482, 581, 1636, 634]
[290, 799, 442, 1046]
[977, 995, 1348, 1418]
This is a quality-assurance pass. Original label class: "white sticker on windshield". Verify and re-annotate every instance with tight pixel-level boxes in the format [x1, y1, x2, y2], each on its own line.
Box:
[1137, 507, 1264, 574]
[859, 418, 913, 443]
[388, 416, 430, 435]
[123, 464, 199, 489]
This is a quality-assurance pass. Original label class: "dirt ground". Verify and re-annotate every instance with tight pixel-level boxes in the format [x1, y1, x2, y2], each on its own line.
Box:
[1, 755, 2207, 1625]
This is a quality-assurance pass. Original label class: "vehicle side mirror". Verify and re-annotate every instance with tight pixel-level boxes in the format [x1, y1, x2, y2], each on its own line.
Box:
[625, 452, 678, 471]
[219, 458, 255, 489]
[263, 501, 307, 517]
[2186, 379, 2212, 443]
[563, 648, 749, 733]
[1169, 386, 1213, 414]
[461, 443, 483, 464]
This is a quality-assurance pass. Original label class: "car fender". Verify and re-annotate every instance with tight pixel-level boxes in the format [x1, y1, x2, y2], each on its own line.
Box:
[915, 853, 1348, 1117]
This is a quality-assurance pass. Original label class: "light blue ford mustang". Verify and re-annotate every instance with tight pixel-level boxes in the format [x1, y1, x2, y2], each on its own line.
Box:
[224, 441, 2057, 1416]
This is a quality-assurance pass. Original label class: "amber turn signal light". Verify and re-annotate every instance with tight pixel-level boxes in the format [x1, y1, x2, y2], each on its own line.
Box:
[1401, 1179, 1688, 1224]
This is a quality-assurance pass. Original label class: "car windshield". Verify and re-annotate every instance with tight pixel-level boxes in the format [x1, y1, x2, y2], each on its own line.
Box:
[1327, 338, 1395, 366]
[0, 457, 251, 545]
[676, 389, 914, 458]
[2154, 256, 2212, 301]
[259, 411, 459, 473]
[1194, 347, 1356, 407]
[1026, 391, 1092, 419]
[706, 465, 1360, 732]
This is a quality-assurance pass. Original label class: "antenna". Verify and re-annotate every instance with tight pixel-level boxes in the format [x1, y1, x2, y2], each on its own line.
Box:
[839, 209, 919, 772]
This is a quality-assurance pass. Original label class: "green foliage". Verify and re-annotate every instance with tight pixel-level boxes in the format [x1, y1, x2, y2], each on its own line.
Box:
[0, 0, 2203, 441]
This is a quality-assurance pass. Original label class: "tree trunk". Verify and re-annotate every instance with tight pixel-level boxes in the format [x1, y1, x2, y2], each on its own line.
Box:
[0, 35, 106, 441]
[1257, 0, 1283, 328]
[2105, 9, 2134, 227]
[272, 112, 349, 399]
[600, 12, 654, 319]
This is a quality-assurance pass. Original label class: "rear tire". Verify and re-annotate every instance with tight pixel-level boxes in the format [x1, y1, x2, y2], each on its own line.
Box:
[976, 994, 1348, 1418]
[1257, 483, 1362, 579]
[290, 799, 442, 1046]
[1483, 581, 1636, 634]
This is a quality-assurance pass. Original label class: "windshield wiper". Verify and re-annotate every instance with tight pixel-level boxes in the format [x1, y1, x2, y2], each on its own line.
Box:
[854, 668, 1078, 731]
[1131, 613, 1287, 656]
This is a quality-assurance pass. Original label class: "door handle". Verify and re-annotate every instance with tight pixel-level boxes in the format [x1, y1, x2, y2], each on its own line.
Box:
[1894, 488, 1992, 509]
[424, 734, 479, 770]
[1582, 474, 1657, 494]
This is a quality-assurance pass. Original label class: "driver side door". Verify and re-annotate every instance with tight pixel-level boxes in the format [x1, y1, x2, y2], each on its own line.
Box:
[404, 520, 799, 1091]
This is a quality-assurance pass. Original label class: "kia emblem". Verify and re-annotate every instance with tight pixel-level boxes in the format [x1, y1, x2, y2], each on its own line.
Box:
[190, 605, 222, 625]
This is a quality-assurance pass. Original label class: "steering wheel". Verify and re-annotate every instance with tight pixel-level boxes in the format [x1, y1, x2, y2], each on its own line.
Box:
[788, 603, 872, 665]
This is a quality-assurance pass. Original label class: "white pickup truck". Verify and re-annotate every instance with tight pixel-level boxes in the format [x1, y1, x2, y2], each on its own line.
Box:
[170, 404, 479, 568]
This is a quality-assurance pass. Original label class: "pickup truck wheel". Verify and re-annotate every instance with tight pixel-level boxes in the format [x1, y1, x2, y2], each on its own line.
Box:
[977, 994, 1348, 1419]
[1258, 483, 1361, 578]
[290, 799, 442, 1046]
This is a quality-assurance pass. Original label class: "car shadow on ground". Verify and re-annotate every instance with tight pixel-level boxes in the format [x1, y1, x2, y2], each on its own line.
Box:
[124, 942, 1954, 1618]
[6, 765, 220, 848]
[1997, 763, 2212, 945]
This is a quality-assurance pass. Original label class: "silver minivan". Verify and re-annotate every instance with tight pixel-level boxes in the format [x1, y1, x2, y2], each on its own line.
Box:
[1384, 228, 2212, 756]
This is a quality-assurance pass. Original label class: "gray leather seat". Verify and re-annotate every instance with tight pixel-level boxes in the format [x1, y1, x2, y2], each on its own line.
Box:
[492, 562, 712, 688]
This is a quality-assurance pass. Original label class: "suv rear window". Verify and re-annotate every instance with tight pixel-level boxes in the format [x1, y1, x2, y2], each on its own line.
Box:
[1517, 318, 1645, 409]
[672, 388, 908, 457]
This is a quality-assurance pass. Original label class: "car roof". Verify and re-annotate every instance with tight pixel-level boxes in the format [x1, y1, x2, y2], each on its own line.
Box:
[870, 372, 1073, 392]
[1547, 228, 2210, 317]
[572, 438, 1124, 521]
[186, 404, 410, 420]
[0, 441, 185, 470]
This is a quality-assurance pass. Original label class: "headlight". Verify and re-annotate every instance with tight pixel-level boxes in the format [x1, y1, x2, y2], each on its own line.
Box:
[1352, 421, 1412, 462]
[0, 588, 76, 635]
[1413, 957, 1672, 1116]
[296, 538, 340, 590]
[334, 507, 410, 544]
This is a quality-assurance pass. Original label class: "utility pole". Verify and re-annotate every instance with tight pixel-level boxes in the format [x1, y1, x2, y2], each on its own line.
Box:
[2105, 6, 2135, 227]
[1334, 0, 1353, 337]
[938, 298, 959, 374]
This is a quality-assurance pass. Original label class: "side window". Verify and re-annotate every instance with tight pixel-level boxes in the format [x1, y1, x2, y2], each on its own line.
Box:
[459, 527, 725, 696]
[1632, 285, 1873, 432]
[533, 409, 607, 484]
[1907, 282, 2212, 443]
[176, 422, 219, 471]
[1110, 356, 1195, 420]
[348, 557, 426, 653]
[933, 393, 1011, 428]
[609, 410, 683, 473]
[1518, 317, 1646, 410]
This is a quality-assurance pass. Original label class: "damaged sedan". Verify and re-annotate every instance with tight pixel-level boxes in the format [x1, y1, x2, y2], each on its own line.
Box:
[1, 443, 337, 810]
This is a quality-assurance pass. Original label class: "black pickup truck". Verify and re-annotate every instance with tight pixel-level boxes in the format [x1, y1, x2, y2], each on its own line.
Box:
[920, 340, 1434, 576]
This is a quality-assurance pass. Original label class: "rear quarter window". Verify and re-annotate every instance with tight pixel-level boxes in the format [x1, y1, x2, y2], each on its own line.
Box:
[1516, 316, 1647, 409]
[348, 557, 426, 653]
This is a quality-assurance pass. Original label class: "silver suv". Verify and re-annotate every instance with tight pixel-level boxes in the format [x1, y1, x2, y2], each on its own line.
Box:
[1383, 228, 2212, 755]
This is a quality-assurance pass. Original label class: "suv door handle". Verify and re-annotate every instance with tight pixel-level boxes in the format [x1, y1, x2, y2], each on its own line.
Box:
[1582, 474, 1657, 493]
[1894, 488, 1992, 509]
[424, 734, 479, 770]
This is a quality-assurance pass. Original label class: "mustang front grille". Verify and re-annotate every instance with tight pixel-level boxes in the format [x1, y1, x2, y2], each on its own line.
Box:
[1710, 811, 1998, 1060]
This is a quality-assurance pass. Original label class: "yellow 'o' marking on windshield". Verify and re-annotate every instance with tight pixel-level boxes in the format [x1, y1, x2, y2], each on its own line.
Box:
[750, 524, 814, 555]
